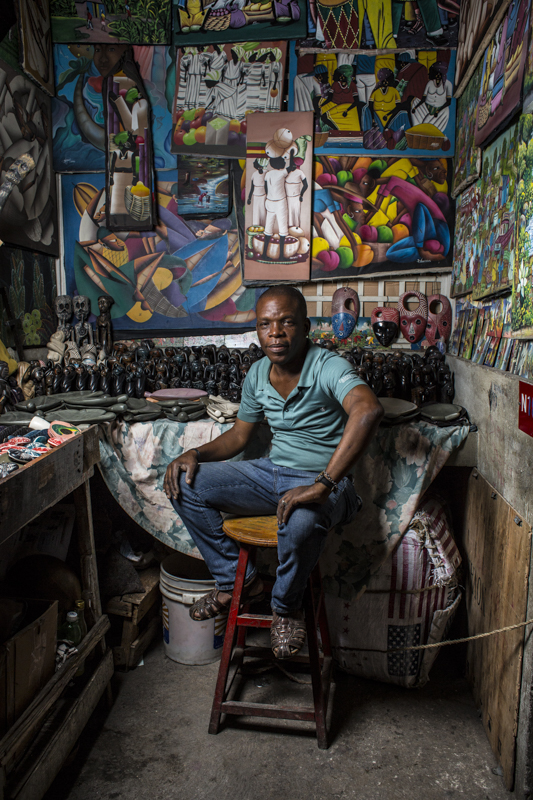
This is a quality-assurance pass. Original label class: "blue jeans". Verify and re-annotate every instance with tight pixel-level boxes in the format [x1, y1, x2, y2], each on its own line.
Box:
[172, 458, 361, 615]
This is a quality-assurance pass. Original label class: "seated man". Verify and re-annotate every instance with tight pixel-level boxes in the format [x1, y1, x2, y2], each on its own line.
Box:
[164, 287, 383, 659]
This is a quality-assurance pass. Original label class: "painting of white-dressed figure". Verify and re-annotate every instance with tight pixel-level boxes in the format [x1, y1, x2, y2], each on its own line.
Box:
[172, 42, 287, 158]
[244, 111, 314, 283]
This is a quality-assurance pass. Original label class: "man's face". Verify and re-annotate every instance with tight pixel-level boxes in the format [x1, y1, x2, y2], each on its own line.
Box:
[256, 295, 310, 366]
[93, 44, 128, 77]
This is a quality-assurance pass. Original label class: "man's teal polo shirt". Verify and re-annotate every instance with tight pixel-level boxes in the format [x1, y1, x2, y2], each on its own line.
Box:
[237, 343, 366, 471]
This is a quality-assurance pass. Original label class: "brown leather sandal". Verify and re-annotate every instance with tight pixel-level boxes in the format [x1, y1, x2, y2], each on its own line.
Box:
[270, 610, 306, 659]
[189, 576, 264, 621]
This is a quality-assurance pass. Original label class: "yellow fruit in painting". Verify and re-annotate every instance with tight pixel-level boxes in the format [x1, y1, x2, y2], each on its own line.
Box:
[131, 182, 150, 197]
[152, 268, 173, 291]
[354, 244, 374, 268]
[339, 233, 362, 248]
[312, 237, 329, 258]
[313, 162, 324, 180]
[391, 223, 410, 243]
[127, 301, 152, 323]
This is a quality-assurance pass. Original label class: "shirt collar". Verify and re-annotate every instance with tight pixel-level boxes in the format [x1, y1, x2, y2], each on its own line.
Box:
[263, 342, 322, 398]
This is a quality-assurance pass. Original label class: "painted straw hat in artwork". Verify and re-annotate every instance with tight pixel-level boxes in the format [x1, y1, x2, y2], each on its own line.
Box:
[265, 127, 298, 158]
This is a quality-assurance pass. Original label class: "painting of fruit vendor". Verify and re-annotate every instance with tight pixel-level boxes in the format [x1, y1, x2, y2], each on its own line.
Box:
[172, 43, 287, 158]
[172, 0, 305, 46]
[61, 172, 261, 333]
[311, 154, 454, 280]
[289, 47, 456, 157]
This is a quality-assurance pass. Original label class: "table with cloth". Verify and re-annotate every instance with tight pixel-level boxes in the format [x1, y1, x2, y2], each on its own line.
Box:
[98, 418, 469, 601]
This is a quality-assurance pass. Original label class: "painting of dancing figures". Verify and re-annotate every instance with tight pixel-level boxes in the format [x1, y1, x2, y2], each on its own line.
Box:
[244, 111, 314, 282]
[172, 43, 287, 158]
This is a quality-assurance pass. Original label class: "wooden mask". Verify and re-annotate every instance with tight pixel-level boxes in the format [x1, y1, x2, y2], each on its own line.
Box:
[371, 307, 399, 346]
[398, 291, 428, 343]
[332, 287, 359, 340]
[425, 294, 452, 346]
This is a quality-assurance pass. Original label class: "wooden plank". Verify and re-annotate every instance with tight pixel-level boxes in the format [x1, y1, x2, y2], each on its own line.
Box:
[128, 615, 160, 669]
[0, 427, 101, 545]
[105, 566, 160, 623]
[0, 616, 110, 772]
[105, 598, 133, 618]
[73, 480, 102, 626]
[463, 471, 532, 790]
[8, 649, 114, 800]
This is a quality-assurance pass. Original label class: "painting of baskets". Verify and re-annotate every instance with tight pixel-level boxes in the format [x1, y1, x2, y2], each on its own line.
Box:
[405, 131, 444, 149]
[124, 186, 151, 222]
[204, 12, 231, 30]
[314, 132, 329, 147]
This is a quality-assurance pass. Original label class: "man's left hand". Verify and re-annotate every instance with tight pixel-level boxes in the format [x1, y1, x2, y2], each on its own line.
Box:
[277, 483, 331, 526]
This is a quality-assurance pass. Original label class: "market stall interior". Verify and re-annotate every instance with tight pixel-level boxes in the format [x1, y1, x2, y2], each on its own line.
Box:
[1, 0, 533, 796]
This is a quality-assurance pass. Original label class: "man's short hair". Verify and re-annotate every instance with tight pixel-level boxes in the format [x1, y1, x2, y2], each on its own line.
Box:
[257, 286, 308, 320]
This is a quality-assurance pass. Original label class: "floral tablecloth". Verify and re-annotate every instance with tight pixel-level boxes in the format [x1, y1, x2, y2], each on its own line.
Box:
[98, 419, 469, 601]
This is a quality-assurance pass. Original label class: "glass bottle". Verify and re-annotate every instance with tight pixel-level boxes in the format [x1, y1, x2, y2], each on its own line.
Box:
[75, 600, 88, 640]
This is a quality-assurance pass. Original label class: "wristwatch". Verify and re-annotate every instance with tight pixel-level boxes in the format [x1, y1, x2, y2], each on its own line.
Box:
[314, 470, 338, 492]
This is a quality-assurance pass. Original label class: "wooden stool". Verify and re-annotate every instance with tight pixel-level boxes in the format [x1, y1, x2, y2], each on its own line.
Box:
[208, 515, 333, 749]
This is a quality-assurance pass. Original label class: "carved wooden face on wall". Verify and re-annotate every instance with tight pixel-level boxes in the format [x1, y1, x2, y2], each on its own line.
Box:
[371, 307, 399, 346]
[425, 294, 452, 345]
[331, 287, 359, 340]
[398, 291, 428, 343]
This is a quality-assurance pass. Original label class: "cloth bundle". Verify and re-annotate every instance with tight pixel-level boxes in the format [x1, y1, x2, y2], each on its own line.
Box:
[206, 395, 240, 425]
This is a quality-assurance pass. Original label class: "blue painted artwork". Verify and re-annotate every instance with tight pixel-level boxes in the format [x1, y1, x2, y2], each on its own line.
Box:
[52, 44, 175, 172]
[61, 172, 260, 333]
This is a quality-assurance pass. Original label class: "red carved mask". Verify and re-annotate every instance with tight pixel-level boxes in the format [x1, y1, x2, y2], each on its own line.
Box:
[425, 294, 452, 345]
[397, 291, 428, 343]
[371, 307, 399, 346]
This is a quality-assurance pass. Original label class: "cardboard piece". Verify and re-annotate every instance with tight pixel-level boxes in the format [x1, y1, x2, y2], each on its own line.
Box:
[0, 600, 58, 736]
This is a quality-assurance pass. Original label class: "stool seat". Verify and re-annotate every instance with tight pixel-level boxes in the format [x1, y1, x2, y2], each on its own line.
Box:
[209, 515, 333, 748]
[223, 515, 278, 547]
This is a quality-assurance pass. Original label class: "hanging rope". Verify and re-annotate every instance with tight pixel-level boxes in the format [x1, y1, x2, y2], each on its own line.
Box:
[332, 618, 533, 654]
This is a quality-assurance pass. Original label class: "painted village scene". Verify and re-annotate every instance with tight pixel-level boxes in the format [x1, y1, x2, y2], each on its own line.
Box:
[3, 2, 533, 796]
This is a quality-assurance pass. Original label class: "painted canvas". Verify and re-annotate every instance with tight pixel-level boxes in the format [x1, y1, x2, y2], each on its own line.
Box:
[512, 114, 533, 338]
[456, 0, 501, 86]
[102, 47, 155, 231]
[523, 13, 533, 113]
[313, 0, 459, 50]
[452, 123, 518, 299]
[52, 44, 174, 173]
[172, 0, 305, 46]
[474, 0, 530, 147]
[310, 154, 454, 281]
[177, 156, 229, 217]
[0, 57, 59, 257]
[0, 248, 57, 348]
[61, 172, 261, 333]
[243, 111, 314, 283]
[17, 0, 54, 96]
[172, 43, 287, 159]
[289, 47, 456, 158]
[50, 0, 171, 44]
[452, 59, 482, 197]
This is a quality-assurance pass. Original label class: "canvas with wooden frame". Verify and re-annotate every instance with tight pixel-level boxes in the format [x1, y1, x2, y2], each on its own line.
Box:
[243, 111, 314, 284]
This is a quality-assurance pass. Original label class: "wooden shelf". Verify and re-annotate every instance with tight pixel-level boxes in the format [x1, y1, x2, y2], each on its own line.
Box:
[0, 426, 112, 800]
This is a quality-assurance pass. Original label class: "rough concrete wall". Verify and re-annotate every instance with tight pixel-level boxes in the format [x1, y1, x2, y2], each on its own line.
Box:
[450, 355, 533, 526]
[449, 355, 533, 798]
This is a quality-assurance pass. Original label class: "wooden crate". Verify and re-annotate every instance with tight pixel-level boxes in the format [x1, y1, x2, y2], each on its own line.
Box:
[463, 471, 532, 790]
[105, 566, 161, 670]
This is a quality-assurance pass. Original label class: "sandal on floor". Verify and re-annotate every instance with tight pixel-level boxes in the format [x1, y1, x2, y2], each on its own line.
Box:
[270, 610, 306, 659]
[189, 575, 264, 621]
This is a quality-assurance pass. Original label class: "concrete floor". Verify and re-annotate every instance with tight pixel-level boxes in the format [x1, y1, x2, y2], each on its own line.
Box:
[45, 635, 511, 800]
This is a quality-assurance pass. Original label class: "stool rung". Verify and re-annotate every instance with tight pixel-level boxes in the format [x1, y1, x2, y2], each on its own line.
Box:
[237, 612, 272, 628]
[220, 699, 316, 722]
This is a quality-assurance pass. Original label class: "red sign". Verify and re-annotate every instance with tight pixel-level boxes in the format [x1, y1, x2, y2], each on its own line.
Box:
[519, 381, 533, 438]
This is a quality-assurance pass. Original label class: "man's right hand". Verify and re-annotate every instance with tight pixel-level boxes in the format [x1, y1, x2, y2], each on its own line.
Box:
[164, 450, 198, 500]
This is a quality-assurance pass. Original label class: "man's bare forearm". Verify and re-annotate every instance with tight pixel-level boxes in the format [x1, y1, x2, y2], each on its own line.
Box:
[324, 387, 383, 482]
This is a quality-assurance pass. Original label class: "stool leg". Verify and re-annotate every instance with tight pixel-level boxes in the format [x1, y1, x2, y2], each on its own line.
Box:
[208, 545, 249, 735]
[304, 575, 328, 749]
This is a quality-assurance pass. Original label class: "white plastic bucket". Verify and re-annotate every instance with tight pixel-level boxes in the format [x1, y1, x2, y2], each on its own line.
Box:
[160, 554, 227, 665]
